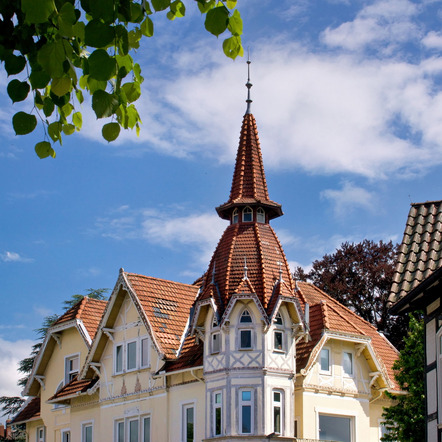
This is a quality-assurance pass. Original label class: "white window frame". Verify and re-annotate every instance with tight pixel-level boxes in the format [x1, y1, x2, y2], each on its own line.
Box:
[316, 408, 356, 442]
[211, 331, 220, 354]
[239, 308, 253, 350]
[239, 388, 254, 435]
[232, 208, 239, 224]
[242, 206, 253, 222]
[272, 389, 283, 435]
[126, 339, 138, 372]
[182, 402, 195, 442]
[319, 347, 331, 374]
[273, 313, 285, 353]
[257, 207, 265, 223]
[114, 336, 150, 375]
[141, 337, 150, 368]
[114, 419, 124, 442]
[64, 353, 80, 384]
[343, 351, 354, 377]
[213, 391, 222, 436]
[61, 429, 71, 442]
[115, 344, 124, 374]
[36, 426, 45, 442]
[114, 415, 151, 442]
[128, 416, 139, 442]
[53, 380, 67, 409]
[142, 415, 151, 442]
[81, 421, 93, 442]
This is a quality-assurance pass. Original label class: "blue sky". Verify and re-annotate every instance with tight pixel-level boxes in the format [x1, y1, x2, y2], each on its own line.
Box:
[1, 0, 442, 407]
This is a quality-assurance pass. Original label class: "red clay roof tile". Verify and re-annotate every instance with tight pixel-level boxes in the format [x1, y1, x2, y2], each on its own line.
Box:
[10, 397, 40, 424]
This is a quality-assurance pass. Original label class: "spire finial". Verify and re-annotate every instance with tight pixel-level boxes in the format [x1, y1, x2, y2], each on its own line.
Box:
[243, 256, 248, 280]
[245, 49, 252, 114]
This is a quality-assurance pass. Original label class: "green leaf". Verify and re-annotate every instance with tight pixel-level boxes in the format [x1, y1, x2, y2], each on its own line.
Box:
[102, 122, 120, 141]
[58, 2, 76, 37]
[88, 49, 116, 81]
[30, 70, 50, 89]
[205, 5, 229, 37]
[90, 0, 114, 23]
[62, 124, 75, 135]
[133, 63, 143, 83]
[51, 77, 72, 97]
[76, 90, 84, 104]
[152, 0, 170, 11]
[167, 11, 175, 20]
[35, 141, 56, 159]
[116, 54, 133, 73]
[61, 103, 74, 118]
[171, 0, 185, 17]
[122, 82, 141, 103]
[43, 97, 55, 117]
[48, 121, 63, 143]
[84, 20, 115, 48]
[130, 2, 144, 22]
[227, 9, 242, 36]
[73, 112, 83, 130]
[4, 54, 26, 76]
[12, 112, 37, 135]
[92, 90, 119, 118]
[226, 0, 237, 8]
[21, 0, 56, 24]
[197, 0, 216, 14]
[38, 40, 72, 78]
[222, 35, 243, 59]
[140, 17, 154, 37]
[7, 80, 30, 103]
[87, 77, 107, 94]
[128, 28, 142, 49]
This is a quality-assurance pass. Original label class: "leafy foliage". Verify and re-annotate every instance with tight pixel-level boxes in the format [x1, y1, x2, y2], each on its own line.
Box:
[0, 288, 109, 420]
[294, 240, 408, 349]
[381, 315, 425, 441]
[0, 0, 243, 158]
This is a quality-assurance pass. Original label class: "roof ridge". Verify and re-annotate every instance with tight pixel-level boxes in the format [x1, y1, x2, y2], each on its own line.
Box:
[321, 300, 330, 329]
[124, 272, 199, 288]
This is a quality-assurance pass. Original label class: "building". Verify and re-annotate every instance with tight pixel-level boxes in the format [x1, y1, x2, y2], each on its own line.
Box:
[388, 200, 442, 442]
[12, 77, 401, 442]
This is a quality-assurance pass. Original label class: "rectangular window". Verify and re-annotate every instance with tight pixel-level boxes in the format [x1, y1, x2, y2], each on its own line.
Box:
[128, 418, 138, 442]
[142, 416, 151, 442]
[319, 414, 352, 442]
[115, 421, 124, 442]
[183, 404, 194, 442]
[37, 427, 45, 442]
[274, 330, 283, 351]
[141, 338, 149, 368]
[115, 345, 123, 373]
[65, 355, 79, 384]
[211, 332, 220, 354]
[214, 392, 222, 436]
[273, 391, 282, 434]
[127, 341, 137, 371]
[82, 424, 93, 442]
[61, 430, 70, 442]
[240, 329, 252, 349]
[343, 352, 353, 376]
[239, 390, 253, 434]
[320, 348, 330, 372]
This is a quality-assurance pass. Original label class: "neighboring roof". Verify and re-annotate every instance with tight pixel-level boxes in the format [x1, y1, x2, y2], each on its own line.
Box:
[163, 335, 203, 373]
[53, 297, 108, 340]
[296, 282, 400, 391]
[47, 376, 98, 403]
[389, 200, 442, 306]
[216, 113, 282, 221]
[125, 273, 199, 358]
[10, 397, 40, 425]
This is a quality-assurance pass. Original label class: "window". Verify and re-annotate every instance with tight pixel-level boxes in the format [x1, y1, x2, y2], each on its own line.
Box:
[116, 421, 124, 442]
[37, 426, 45, 442]
[54, 381, 65, 409]
[82, 423, 93, 442]
[273, 313, 284, 352]
[114, 416, 150, 442]
[211, 332, 220, 354]
[141, 337, 150, 368]
[273, 390, 282, 434]
[116, 345, 123, 373]
[257, 207, 265, 223]
[183, 404, 195, 442]
[242, 206, 253, 222]
[213, 392, 222, 436]
[320, 348, 330, 373]
[61, 430, 71, 442]
[239, 389, 253, 434]
[318, 414, 352, 442]
[142, 416, 151, 442]
[65, 354, 79, 384]
[343, 352, 353, 376]
[239, 309, 253, 350]
[232, 208, 239, 224]
[127, 341, 137, 371]
[129, 418, 139, 442]
[240, 309, 252, 323]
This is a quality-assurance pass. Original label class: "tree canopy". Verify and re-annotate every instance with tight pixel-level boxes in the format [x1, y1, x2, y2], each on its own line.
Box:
[381, 314, 425, 441]
[294, 239, 408, 349]
[0, 0, 243, 158]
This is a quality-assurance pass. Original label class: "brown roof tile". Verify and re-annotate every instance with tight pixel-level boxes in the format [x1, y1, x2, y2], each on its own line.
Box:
[164, 335, 203, 373]
[125, 273, 199, 358]
[296, 282, 399, 390]
[48, 376, 97, 401]
[10, 397, 40, 424]
[389, 200, 442, 305]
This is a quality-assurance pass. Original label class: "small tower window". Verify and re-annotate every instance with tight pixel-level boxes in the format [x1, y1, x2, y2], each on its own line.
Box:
[232, 208, 239, 224]
[274, 312, 283, 325]
[242, 206, 253, 222]
[240, 310, 252, 323]
[257, 207, 265, 223]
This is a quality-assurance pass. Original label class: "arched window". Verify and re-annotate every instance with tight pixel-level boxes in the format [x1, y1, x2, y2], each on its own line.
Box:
[240, 309, 252, 323]
[257, 207, 265, 223]
[232, 208, 239, 224]
[274, 312, 283, 325]
[242, 206, 253, 222]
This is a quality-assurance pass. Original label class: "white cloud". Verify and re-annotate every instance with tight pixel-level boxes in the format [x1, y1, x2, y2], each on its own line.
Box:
[0, 337, 33, 399]
[320, 181, 376, 217]
[0, 251, 33, 263]
[422, 31, 442, 49]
